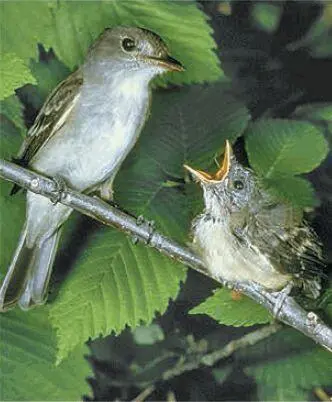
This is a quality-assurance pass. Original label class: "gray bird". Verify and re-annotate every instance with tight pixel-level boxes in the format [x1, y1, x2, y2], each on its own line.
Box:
[184, 141, 324, 298]
[0, 26, 183, 311]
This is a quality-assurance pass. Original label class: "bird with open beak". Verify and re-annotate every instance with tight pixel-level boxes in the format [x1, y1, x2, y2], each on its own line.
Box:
[184, 141, 324, 298]
[0, 26, 184, 311]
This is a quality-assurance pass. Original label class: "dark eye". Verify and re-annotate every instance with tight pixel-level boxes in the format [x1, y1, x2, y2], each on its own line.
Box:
[122, 38, 136, 51]
[233, 180, 244, 190]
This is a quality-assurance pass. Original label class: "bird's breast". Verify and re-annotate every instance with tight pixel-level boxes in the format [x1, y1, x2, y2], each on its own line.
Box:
[33, 82, 150, 191]
[193, 215, 291, 290]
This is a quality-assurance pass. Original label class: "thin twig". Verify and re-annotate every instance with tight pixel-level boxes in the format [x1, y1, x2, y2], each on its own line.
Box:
[131, 385, 155, 402]
[162, 322, 282, 381]
[1, 159, 332, 351]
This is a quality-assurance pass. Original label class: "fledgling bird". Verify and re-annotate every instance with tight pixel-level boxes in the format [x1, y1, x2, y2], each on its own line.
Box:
[0, 26, 183, 311]
[184, 141, 324, 298]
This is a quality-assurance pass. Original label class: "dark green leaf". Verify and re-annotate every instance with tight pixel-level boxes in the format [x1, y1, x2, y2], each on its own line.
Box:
[245, 119, 329, 208]
[0, 308, 91, 400]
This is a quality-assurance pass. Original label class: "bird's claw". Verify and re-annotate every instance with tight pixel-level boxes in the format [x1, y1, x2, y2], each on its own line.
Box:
[270, 283, 293, 318]
[135, 215, 156, 245]
[51, 176, 67, 205]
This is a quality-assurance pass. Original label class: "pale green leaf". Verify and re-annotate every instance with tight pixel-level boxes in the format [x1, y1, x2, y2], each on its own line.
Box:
[189, 288, 272, 327]
[0, 308, 91, 400]
[49, 228, 186, 363]
[0, 53, 36, 100]
[1, 0, 223, 86]
[0, 2, 55, 61]
[246, 119, 328, 178]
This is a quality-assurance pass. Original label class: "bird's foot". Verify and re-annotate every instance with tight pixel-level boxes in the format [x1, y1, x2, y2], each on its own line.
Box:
[134, 215, 156, 245]
[271, 282, 293, 318]
[51, 175, 67, 205]
[99, 183, 114, 202]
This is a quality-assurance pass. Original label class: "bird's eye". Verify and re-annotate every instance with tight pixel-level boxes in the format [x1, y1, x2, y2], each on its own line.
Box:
[122, 38, 136, 52]
[233, 180, 244, 190]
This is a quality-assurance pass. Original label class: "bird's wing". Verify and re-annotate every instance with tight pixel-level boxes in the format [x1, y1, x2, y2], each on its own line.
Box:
[15, 69, 83, 166]
[251, 202, 325, 280]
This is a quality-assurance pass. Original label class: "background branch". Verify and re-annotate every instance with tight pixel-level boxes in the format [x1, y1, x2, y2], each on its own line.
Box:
[1, 158, 331, 351]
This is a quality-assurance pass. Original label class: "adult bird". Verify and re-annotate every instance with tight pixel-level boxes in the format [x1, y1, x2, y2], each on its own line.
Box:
[0, 26, 183, 311]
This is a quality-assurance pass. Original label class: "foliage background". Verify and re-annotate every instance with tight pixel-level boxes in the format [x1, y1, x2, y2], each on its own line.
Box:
[0, 1, 332, 400]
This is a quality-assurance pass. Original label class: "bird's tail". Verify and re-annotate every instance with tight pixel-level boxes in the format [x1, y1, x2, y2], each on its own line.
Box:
[0, 223, 61, 311]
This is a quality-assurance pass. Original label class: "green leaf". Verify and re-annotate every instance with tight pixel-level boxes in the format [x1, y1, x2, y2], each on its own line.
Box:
[49, 228, 186, 363]
[132, 84, 250, 178]
[0, 308, 91, 400]
[246, 119, 328, 177]
[292, 103, 332, 145]
[245, 119, 329, 208]
[293, 102, 332, 123]
[236, 328, 331, 401]
[29, 53, 71, 103]
[264, 175, 317, 209]
[0, 53, 36, 100]
[189, 288, 272, 327]
[0, 2, 56, 61]
[246, 347, 332, 401]
[0, 95, 25, 135]
[1, 1, 223, 86]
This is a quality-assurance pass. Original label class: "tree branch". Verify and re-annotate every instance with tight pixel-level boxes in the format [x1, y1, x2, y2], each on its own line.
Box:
[1, 158, 331, 351]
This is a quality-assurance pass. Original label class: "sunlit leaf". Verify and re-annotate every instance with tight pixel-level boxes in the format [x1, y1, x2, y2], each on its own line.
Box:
[189, 288, 272, 327]
[0, 0, 223, 86]
[49, 228, 186, 363]
[0, 53, 36, 100]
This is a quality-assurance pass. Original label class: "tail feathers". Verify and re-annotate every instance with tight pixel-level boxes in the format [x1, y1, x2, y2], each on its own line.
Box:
[301, 277, 322, 300]
[0, 224, 33, 311]
[0, 225, 61, 311]
[19, 229, 61, 310]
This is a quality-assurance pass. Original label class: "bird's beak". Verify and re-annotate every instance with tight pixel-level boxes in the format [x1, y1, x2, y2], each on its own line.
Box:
[183, 165, 214, 183]
[184, 140, 232, 183]
[145, 55, 184, 72]
[214, 140, 232, 181]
